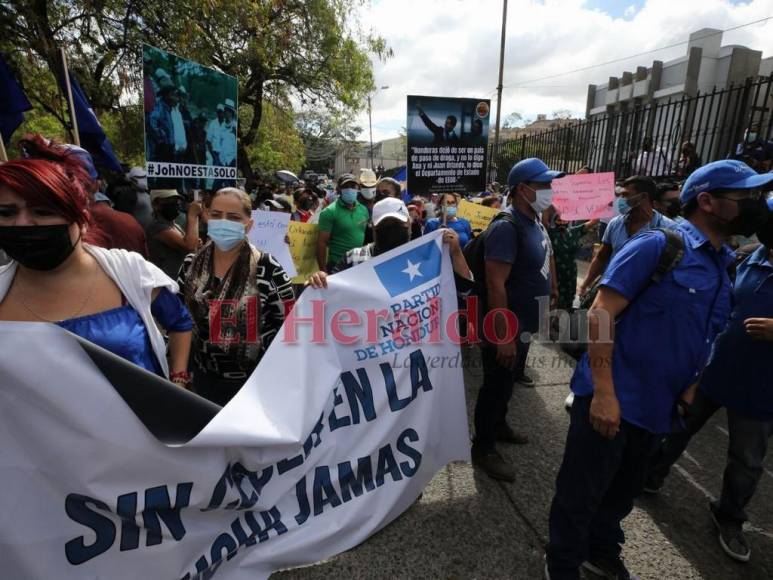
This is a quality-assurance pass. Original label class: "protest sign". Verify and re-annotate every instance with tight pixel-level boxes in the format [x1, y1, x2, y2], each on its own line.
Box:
[457, 199, 499, 232]
[550, 172, 616, 220]
[0, 230, 470, 579]
[143, 44, 238, 191]
[407, 95, 490, 197]
[288, 221, 319, 284]
[247, 210, 297, 278]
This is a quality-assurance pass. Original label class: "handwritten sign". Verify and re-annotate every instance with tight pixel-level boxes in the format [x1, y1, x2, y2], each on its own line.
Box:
[247, 210, 297, 278]
[551, 172, 616, 220]
[287, 221, 320, 284]
[457, 199, 499, 231]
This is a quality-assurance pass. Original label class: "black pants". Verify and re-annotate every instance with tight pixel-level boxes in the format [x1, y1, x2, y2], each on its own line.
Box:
[472, 337, 531, 453]
[546, 395, 657, 579]
[648, 389, 773, 523]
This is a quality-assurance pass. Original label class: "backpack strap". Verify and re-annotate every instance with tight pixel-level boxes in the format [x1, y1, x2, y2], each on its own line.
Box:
[650, 227, 685, 284]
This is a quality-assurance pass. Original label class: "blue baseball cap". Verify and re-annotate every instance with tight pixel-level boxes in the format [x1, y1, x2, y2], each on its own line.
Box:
[507, 157, 565, 188]
[680, 159, 773, 205]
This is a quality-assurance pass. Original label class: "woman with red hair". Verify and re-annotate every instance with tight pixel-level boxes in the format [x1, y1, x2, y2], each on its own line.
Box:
[0, 137, 194, 386]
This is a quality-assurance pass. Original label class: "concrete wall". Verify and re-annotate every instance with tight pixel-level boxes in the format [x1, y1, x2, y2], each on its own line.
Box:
[586, 28, 768, 119]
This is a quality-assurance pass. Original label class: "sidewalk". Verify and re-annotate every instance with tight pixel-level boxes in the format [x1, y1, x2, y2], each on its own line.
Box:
[273, 260, 773, 579]
[274, 340, 771, 579]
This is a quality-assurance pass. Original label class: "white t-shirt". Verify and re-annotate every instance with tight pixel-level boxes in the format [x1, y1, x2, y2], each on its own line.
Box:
[171, 106, 187, 153]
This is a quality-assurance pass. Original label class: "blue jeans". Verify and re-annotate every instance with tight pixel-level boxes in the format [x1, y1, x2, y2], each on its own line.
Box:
[546, 395, 657, 579]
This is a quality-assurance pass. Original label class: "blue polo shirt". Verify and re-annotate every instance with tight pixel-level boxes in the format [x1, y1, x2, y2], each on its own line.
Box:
[571, 220, 734, 434]
[484, 206, 551, 333]
[602, 210, 677, 254]
[424, 216, 473, 248]
[701, 245, 773, 421]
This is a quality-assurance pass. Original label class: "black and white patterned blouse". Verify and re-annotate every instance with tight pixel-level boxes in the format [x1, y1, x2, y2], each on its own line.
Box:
[178, 248, 295, 380]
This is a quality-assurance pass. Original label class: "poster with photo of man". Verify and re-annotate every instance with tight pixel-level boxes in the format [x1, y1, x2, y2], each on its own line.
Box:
[406, 95, 490, 197]
[143, 44, 238, 191]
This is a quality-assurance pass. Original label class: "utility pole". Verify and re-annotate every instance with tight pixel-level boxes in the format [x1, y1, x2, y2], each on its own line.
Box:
[489, 0, 508, 182]
[368, 95, 374, 169]
[367, 86, 389, 170]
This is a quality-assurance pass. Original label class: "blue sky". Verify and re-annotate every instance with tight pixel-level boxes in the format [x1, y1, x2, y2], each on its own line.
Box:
[585, 0, 645, 19]
[355, 0, 773, 142]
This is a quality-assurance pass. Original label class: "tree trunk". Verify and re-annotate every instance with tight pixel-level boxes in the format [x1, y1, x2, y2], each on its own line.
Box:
[237, 78, 265, 180]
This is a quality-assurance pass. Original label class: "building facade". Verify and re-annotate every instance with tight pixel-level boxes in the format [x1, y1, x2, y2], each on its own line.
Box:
[580, 28, 773, 175]
[334, 136, 407, 177]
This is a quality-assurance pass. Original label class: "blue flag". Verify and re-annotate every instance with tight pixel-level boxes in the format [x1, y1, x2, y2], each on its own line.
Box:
[391, 165, 411, 202]
[0, 53, 32, 144]
[64, 71, 122, 172]
[374, 239, 443, 298]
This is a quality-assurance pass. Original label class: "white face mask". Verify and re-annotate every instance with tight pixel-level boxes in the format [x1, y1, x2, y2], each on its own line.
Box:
[360, 187, 376, 200]
[524, 185, 553, 214]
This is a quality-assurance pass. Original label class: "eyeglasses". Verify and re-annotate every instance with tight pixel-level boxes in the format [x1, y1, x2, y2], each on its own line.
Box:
[713, 189, 764, 201]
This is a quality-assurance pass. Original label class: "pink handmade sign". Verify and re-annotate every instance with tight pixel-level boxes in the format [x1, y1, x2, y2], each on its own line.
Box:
[551, 172, 616, 220]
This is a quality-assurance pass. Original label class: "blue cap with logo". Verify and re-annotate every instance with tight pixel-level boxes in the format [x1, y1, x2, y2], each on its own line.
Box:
[507, 157, 565, 188]
[680, 159, 773, 205]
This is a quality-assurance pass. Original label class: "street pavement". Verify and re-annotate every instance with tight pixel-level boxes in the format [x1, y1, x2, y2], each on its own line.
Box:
[274, 263, 773, 580]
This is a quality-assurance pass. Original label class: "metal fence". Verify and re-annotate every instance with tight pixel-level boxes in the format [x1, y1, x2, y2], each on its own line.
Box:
[492, 74, 773, 182]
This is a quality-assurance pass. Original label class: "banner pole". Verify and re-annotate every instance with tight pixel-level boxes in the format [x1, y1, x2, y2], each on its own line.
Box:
[0, 132, 8, 162]
[60, 47, 80, 146]
[489, 0, 508, 183]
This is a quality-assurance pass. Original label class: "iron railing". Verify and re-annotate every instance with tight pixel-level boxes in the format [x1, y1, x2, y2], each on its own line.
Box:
[491, 74, 773, 182]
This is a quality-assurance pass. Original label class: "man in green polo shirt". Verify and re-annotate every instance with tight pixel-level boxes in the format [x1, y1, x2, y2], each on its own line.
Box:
[316, 173, 370, 271]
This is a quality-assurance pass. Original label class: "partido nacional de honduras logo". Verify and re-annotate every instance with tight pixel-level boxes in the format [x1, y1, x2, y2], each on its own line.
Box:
[374, 239, 443, 297]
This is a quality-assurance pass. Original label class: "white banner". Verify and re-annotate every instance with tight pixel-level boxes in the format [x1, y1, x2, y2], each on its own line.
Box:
[247, 210, 297, 278]
[0, 230, 469, 579]
[146, 161, 238, 180]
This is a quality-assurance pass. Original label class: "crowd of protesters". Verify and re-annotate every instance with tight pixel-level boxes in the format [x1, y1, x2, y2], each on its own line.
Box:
[0, 129, 772, 580]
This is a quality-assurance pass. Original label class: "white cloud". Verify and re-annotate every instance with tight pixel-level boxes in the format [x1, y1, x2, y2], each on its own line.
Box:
[623, 4, 639, 18]
[355, 0, 773, 142]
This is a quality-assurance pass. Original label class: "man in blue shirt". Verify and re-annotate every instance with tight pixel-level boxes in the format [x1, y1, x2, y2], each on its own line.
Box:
[472, 158, 564, 482]
[644, 196, 773, 564]
[545, 160, 772, 580]
[148, 78, 177, 164]
[579, 175, 677, 297]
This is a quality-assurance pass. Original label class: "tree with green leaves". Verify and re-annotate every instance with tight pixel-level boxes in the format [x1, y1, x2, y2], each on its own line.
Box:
[296, 106, 362, 174]
[0, 0, 388, 177]
[142, 0, 390, 178]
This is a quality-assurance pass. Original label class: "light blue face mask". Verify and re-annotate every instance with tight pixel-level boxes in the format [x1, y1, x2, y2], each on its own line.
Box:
[616, 196, 632, 215]
[208, 219, 245, 251]
[446, 206, 458, 218]
[340, 188, 358, 204]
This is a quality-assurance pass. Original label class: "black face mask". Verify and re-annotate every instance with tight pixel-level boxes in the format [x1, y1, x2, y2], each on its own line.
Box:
[159, 203, 180, 221]
[299, 197, 313, 211]
[717, 197, 769, 237]
[374, 224, 410, 254]
[664, 199, 681, 219]
[756, 213, 773, 248]
[0, 224, 78, 271]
